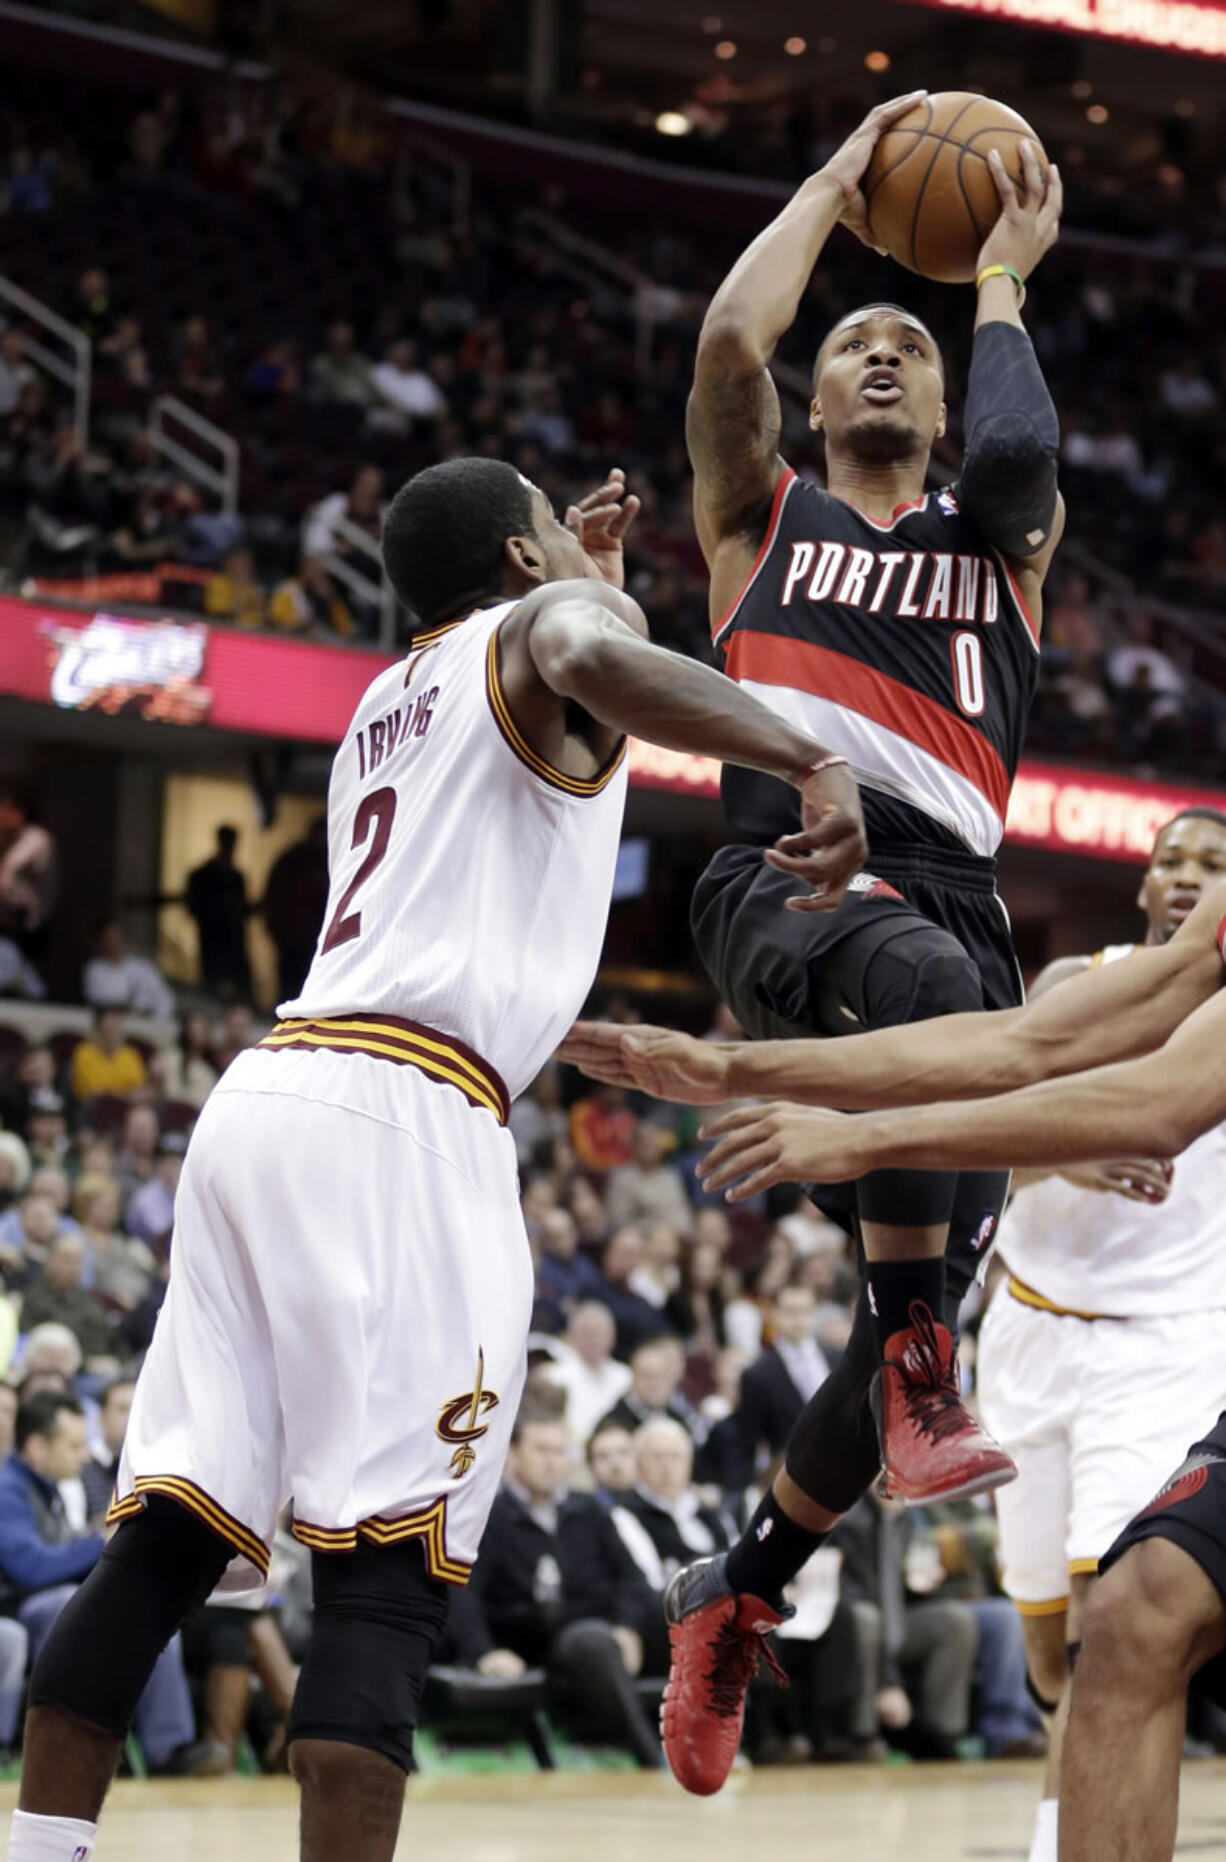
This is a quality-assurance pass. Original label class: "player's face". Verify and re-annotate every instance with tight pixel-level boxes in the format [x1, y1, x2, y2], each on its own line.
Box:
[812, 312, 946, 462]
[1140, 818, 1226, 942]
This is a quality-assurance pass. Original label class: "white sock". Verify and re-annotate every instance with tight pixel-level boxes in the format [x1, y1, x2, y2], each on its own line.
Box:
[1027, 1797, 1059, 1862]
[7, 1809, 97, 1861]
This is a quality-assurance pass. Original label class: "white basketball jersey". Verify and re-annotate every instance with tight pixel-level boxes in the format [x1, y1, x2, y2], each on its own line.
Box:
[281, 602, 628, 1104]
[998, 942, 1226, 1317]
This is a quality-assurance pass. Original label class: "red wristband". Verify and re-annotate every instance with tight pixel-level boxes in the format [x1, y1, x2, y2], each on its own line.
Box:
[791, 752, 849, 787]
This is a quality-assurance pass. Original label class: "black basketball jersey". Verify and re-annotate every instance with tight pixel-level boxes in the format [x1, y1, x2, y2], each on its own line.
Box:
[717, 467, 1040, 855]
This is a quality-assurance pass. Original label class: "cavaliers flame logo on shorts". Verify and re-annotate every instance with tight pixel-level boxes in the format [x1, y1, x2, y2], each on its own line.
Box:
[436, 1347, 500, 1479]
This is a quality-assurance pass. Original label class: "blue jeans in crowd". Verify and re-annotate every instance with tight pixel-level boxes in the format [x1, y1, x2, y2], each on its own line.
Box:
[972, 1596, 1042, 1754]
[17, 1584, 196, 1767]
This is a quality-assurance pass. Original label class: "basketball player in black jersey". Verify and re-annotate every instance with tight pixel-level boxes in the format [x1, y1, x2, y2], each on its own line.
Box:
[632, 91, 1065, 1792]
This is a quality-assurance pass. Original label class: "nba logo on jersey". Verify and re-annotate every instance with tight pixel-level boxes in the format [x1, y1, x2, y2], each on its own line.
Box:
[73, 1848, 91, 1861]
[937, 488, 961, 517]
[973, 1212, 997, 1252]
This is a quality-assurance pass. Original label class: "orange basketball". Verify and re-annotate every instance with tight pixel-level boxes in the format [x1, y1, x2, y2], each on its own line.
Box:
[864, 92, 1047, 284]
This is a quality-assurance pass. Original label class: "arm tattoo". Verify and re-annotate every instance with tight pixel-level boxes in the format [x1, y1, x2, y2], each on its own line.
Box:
[687, 364, 783, 538]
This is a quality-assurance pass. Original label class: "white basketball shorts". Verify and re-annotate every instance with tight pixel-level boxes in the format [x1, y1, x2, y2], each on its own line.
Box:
[110, 1035, 532, 1592]
[977, 1280, 1226, 1611]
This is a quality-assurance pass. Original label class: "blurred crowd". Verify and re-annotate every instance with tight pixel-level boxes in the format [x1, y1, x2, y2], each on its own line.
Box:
[0, 71, 1223, 774]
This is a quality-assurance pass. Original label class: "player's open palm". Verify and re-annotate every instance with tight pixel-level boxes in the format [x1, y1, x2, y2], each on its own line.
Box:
[699, 1102, 865, 1200]
[557, 1021, 734, 1105]
[766, 760, 867, 912]
[566, 467, 641, 589]
[817, 91, 928, 251]
[976, 139, 1062, 282]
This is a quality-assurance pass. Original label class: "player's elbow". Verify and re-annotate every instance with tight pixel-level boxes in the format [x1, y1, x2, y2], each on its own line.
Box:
[695, 311, 768, 378]
[1151, 1090, 1214, 1160]
[959, 418, 1059, 559]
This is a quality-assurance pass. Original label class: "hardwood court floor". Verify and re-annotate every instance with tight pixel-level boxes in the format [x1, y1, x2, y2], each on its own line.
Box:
[5, 1761, 1226, 1861]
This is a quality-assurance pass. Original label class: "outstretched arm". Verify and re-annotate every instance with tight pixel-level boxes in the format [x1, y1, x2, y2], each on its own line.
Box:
[558, 884, 1226, 1105]
[699, 985, 1226, 1200]
[688, 92, 926, 562]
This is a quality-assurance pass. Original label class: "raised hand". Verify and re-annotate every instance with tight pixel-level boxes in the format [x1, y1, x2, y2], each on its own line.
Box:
[816, 91, 929, 252]
[566, 467, 642, 589]
[1060, 1158, 1173, 1205]
[766, 759, 867, 912]
[976, 140, 1062, 283]
[556, 1021, 735, 1105]
[698, 1101, 867, 1200]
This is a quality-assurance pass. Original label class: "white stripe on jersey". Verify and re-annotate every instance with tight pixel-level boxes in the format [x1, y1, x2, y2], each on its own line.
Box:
[734, 676, 1004, 856]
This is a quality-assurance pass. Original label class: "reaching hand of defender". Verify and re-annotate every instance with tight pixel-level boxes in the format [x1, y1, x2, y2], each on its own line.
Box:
[765, 759, 867, 912]
[557, 1021, 735, 1105]
[1060, 1157, 1173, 1205]
[566, 467, 641, 589]
[699, 1102, 866, 1200]
[976, 140, 1062, 282]
[815, 91, 929, 253]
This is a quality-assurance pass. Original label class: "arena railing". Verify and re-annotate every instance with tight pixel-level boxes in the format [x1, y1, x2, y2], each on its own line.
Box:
[0, 272, 91, 448]
[322, 513, 400, 649]
[148, 395, 240, 516]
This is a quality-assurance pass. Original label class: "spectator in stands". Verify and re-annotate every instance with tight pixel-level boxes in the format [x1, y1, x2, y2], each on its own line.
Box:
[213, 1002, 254, 1073]
[0, 1191, 62, 1283]
[157, 1010, 218, 1110]
[302, 462, 384, 562]
[443, 1410, 661, 1766]
[508, 1062, 567, 1172]
[737, 1282, 832, 1482]
[17, 1323, 82, 1397]
[0, 1046, 55, 1141]
[0, 329, 33, 418]
[0, 1135, 29, 1216]
[72, 1171, 154, 1313]
[724, 1233, 797, 1355]
[114, 1102, 161, 1208]
[566, 1175, 610, 1252]
[69, 1007, 148, 1103]
[81, 1375, 134, 1519]
[586, 1420, 636, 1507]
[125, 1132, 186, 1260]
[535, 1208, 605, 1316]
[605, 1123, 691, 1234]
[261, 816, 330, 1001]
[0, 1600, 27, 1763]
[82, 920, 176, 1020]
[627, 1218, 682, 1310]
[664, 1235, 729, 1359]
[591, 1228, 668, 1360]
[175, 314, 226, 400]
[268, 556, 355, 638]
[205, 545, 268, 629]
[0, 1391, 223, 1773]
[20, 1231, 118, 1369]
[70, 268, 116, 347]
[186, 824, 251, 999]
[0, 786, 57, 956]
[598, 1333, 701, 1441]
[308, 319, 374, 406]
[568, 1085, 636, 1174]
[834, 1490, 978, 1760]
[552, 1302, 632, 1448]
[244, 339, 301, 398]
[22, 1089, 69, 1171]
[611, 1418, 732, 1626]
[0, 1385, 16, 1459]
[368, 337, 447, 430]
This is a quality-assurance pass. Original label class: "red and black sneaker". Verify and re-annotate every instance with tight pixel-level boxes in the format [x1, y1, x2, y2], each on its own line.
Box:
[873, 1300, 1016, 1504]
[660, 1554, 791, 1796]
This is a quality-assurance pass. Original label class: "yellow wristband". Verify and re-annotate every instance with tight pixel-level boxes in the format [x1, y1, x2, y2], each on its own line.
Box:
[976, 263, 1026, 309]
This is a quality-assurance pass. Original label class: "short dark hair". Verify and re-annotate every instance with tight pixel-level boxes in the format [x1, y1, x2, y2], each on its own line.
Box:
[1157, 807, 1226, 840]
[16, 1390, 83, 1451]
[381, 458, 536, 630]
[585, 1417, 633, 1464]
[511, 1400, 566, 1444]
[100, 1376, 136, 1410]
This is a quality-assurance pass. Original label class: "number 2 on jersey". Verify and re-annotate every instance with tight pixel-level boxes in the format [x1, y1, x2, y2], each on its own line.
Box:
[950, 631, 985, 718]
[321, 786, 397, 953]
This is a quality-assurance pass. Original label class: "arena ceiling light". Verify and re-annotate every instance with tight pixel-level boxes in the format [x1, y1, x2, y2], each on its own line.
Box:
[655, 109, 693, 134]
[784, 35, 807, 53]
[714, 37, 738, 57]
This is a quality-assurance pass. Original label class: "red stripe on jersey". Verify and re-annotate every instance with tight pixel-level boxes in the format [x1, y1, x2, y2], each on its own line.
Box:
[998, 555, 1040, 649]
[725, 630, 1012, 820]
[711, 466, 796, 644]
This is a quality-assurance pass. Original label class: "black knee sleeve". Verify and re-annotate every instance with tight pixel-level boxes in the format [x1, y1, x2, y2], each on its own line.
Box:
[30, 1495, 233, 1734]
[784, 1283, 882, 1515]
[1067, 1638, 1082, 1674]
[288, 1538, 449, 1773]
[1026, 1669, 1060, 1718]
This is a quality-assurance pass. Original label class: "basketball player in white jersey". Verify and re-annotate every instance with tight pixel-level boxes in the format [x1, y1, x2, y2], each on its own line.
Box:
[976, 808, 1226, 1862]
[8, 456, 866, 1862]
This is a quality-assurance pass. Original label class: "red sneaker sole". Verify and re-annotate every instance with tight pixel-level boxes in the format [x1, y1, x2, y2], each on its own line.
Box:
[885, 1460, 1018, 1505]
[660, 1679, 737, 1796]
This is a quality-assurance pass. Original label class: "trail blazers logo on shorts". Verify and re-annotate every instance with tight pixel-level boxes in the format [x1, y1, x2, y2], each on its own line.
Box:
[436, 1347, 500, 1479]
[1138, 1449, 1222, 1518]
